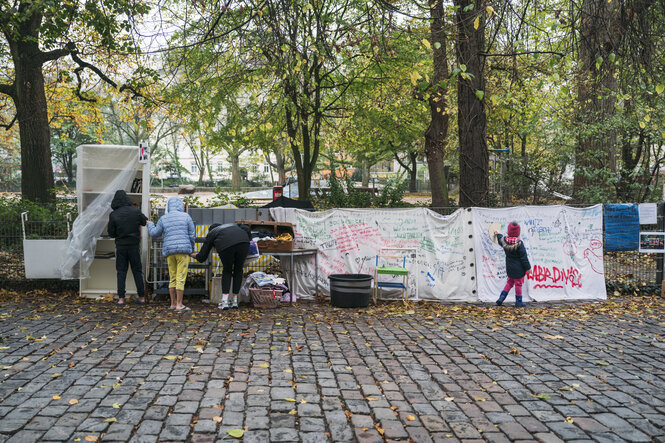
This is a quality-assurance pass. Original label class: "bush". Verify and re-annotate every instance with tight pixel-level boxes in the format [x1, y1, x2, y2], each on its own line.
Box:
[207, 187, 254, 208]
[316, 175, 410, 208]
[0, 193, 77, 222]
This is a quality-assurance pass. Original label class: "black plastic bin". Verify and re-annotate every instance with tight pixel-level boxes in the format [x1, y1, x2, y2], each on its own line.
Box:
[329, 274, 373, 308]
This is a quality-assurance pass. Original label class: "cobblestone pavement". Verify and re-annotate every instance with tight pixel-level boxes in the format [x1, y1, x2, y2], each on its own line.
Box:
[1, 291, 664, 442]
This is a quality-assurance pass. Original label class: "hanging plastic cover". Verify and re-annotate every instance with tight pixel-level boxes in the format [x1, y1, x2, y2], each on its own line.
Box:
[60, 145, 139, 279]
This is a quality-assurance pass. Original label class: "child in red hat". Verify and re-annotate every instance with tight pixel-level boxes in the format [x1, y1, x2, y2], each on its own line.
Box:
[494, 221, 531, 307]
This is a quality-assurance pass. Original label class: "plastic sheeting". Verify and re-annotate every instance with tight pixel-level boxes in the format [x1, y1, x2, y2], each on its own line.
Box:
[60, 146, 139, 279]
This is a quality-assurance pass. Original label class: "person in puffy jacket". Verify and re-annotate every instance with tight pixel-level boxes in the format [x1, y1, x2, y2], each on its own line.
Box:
[108, 190, 148, 305]
[148, 197, 195, 311]
[494, 221, 531, 308]
[192, 223, 251, 310]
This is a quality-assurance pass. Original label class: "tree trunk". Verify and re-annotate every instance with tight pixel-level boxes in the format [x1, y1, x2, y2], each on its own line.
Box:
[408, 151, 418, 193]
[11, 34, 54, 203]
[230, 154, 241, 190]
[64, 152, 74, 185]
[285, 101, 313, 200]
[455, 0, 489, 207]
[275, 150, 287, 184]
[425, 0, 450, 208]
[572, 0, 619, 202]
[361, 159, 369, 187]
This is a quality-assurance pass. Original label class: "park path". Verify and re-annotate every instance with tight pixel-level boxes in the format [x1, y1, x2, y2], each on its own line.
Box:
[0, 290, 664, 442]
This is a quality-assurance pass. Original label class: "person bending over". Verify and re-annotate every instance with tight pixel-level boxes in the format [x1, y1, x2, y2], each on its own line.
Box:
[192, 223, 251, 310]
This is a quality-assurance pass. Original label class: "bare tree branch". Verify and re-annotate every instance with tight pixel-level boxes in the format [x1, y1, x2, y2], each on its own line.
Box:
[0, 82, 15, 99]
[38, 43, 74, 63]
[70, 50, 144, 99]
[0, 113, 17, 130]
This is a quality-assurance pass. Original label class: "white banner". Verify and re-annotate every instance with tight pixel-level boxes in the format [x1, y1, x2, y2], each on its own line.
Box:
[473, 205, 606, 302]
[274, 208, 477, 301]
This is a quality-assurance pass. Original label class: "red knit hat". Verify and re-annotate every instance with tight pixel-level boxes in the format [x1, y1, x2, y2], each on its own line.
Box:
[507, 221, 520, 237]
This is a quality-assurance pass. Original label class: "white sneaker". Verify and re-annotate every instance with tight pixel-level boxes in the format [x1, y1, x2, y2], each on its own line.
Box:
[218, 302, 229, 310]
[231, 300, 238, 309]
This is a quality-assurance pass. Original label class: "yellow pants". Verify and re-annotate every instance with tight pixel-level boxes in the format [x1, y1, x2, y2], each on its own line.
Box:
[167, 254, 190, 291]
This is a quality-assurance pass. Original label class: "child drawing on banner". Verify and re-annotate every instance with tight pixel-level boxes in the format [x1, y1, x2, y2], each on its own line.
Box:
[493, 221, 532, 308]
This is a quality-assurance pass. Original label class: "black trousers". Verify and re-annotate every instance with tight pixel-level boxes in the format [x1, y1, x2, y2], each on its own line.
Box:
[116, 246, 145, 299]
[219, 242, 250, 294]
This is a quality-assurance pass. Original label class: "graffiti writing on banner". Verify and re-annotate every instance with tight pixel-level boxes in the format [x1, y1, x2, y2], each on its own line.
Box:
[528, 264, 582, 289]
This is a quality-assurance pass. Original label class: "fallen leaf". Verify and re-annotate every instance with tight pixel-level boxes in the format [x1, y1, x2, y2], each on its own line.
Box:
[283, 369, 292, 373]
[406, 414, 416, 421]
[595, 360, 610, 366]
[365, 397, 379, 401]
[84, 436, 97, 442]
[258, 363, 269, 369]
[444, 397, 455, 402]
[52, 395, 61, 400]
[474, 397, 487, 402]
[112, 403, 121, 408]
[545, 334, 564, 340]
[227, 429, 244, 438]
[566, 416, 574, 424]
[163, 355, 178, 360]
[375, 423, 385, 435]
[52, 373, 62, 378]
[509, 347, 520, 355]
[69, 399, 79, 405]
[104, 417, 116, 423]
[532, 393, 550, 399]
[284, 398, 296, 402]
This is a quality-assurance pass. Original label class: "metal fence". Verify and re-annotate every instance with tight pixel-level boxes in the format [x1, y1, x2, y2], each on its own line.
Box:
[1, 204, 662, 295]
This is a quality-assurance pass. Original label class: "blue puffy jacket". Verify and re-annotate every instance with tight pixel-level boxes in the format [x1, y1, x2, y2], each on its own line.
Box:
[148, 197, 195, 257]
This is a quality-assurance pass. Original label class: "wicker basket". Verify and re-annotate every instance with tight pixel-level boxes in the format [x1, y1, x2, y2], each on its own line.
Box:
[249, 287, 282, 309]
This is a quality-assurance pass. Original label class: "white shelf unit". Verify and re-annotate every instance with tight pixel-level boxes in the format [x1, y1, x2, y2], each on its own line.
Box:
[77, 144, 150, 298]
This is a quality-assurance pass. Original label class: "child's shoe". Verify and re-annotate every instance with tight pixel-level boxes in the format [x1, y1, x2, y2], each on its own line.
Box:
[231, 299, 238, 309]
[218, 301, 229, 310]
[496, 291, 508, 306]
[515, 296, 526, 308]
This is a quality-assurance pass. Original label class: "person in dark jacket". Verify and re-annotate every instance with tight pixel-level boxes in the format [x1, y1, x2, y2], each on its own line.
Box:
[494, 221, 531, 308]
[192, 223, 251, 310]
[108, 190, 148, 305]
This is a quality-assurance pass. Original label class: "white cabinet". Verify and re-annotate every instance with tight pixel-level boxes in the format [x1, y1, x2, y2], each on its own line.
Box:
[76, 144, 150, 298]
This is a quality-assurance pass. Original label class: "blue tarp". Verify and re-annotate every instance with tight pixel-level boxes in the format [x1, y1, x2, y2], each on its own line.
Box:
[604, 203, 639, 251]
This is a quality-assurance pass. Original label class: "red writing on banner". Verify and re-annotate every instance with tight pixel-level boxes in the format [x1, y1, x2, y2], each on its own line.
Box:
[528, 265, 582, 289]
